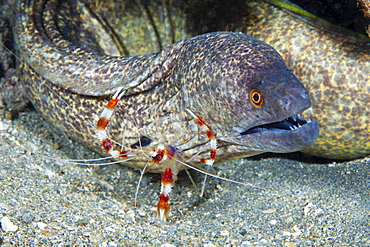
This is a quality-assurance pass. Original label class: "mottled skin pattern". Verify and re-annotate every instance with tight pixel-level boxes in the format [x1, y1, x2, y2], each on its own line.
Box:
[173, 0, 370, 159]
[238, 0, 370, 159]
[13, 0, 370, 161]
[13, 0, 321, 172]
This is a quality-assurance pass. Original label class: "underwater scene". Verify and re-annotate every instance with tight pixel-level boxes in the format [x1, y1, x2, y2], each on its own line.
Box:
[0, 0, 369, 245]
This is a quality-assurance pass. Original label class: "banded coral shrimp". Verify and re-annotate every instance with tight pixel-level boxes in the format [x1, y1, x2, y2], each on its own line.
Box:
[0, 38, 282, 223]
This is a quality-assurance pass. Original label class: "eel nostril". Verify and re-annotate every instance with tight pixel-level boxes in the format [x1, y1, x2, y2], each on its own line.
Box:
[300, 91, 310, 100]
[279, 98, 291, 111]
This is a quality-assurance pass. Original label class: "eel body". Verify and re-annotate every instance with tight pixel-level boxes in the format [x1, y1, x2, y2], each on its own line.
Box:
[13, 0, 369, 163]
[13, 0, 319, 172]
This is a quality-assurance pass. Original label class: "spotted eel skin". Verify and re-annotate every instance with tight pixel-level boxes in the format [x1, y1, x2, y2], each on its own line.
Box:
[242, 0, 370, 159]
[15, 0, 365, 166]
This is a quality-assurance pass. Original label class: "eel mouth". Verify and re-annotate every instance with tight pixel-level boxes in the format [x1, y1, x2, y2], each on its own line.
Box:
[239, 114, 320, 152]
[240, 115, 312, 136]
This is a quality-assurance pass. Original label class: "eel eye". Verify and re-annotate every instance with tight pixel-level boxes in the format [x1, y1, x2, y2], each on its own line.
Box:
[250, 89, 264, 107]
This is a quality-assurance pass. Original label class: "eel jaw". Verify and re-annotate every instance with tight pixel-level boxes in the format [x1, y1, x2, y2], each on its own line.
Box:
[239, 115, 320, 153]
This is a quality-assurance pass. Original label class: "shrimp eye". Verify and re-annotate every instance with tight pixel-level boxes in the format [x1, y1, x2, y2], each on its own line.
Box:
[250, 89, 264, 107]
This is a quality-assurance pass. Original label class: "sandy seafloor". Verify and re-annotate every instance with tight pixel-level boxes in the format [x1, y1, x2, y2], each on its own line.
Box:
[0, 0, 369, 245]
[0, 107, 369, 246]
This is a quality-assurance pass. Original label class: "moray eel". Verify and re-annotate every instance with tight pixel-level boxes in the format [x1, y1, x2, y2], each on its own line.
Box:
[241, 0, 370, 159]
[13, 0, 319, 172]
[169, 0, 370, 159]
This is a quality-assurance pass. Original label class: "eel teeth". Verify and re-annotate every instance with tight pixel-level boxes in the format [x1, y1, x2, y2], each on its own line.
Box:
[241, 114, 312, 135]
